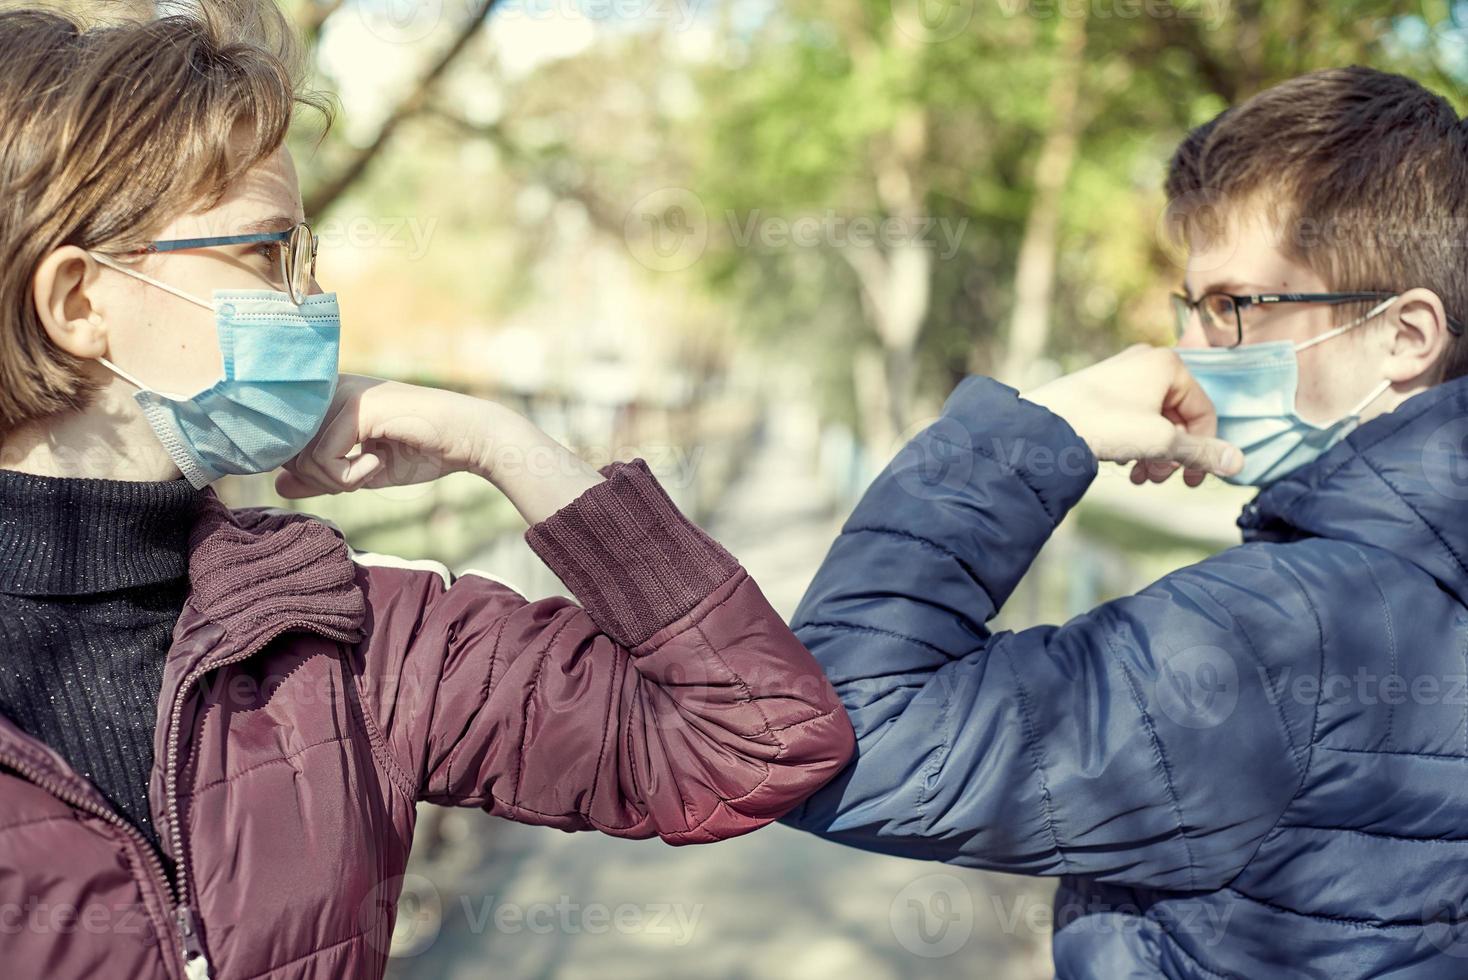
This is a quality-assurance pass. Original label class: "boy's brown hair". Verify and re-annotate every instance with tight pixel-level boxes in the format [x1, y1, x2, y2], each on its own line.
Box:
[0, 1, 327, 437]
[1165, 66, 1468, 381]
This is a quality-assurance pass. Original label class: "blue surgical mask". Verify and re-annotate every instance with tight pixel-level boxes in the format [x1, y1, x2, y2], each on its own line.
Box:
[1175, 296, 1396, 487]
[91, 254, 341, 488]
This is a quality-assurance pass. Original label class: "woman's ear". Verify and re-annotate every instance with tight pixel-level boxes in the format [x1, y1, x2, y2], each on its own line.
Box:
[31, 246, 109, 359]
[1383, 288, 1453, 386]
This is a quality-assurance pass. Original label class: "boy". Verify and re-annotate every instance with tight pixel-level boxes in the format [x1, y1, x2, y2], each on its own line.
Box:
[783, 67, 1468, 978]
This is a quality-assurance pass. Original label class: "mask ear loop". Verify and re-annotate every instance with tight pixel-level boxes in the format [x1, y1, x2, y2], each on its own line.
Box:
[1292, 295, 1399, 421]
[1294, 295, 1399, 352]
[89, 252, 214, 398]
[90, 253, 215, 311]
[96, 355, 150, 391]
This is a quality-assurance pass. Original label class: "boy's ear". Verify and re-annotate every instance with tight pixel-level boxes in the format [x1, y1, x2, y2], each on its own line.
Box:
[1383, 287, 1453, 386]
[31, 246, 109, 359]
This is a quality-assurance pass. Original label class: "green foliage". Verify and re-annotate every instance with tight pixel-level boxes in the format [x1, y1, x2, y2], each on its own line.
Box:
[693, 0, 1451, 431]
[280, 0, 1459, 436]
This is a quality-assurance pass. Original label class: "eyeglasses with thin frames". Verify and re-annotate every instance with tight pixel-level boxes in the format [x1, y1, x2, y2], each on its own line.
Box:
[123, 223, 319, 305]
[1171, 290, 1468, 348]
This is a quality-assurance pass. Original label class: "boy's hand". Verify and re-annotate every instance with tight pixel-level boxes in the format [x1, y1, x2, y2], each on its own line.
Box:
[275, 375, 486, 498]
[1023, 345, 1244, 487]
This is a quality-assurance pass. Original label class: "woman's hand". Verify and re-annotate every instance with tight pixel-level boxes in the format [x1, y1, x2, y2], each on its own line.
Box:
[276, 375, 484, 496]
[1023, 345, 1244, 487]
[277, 374, 604, 525]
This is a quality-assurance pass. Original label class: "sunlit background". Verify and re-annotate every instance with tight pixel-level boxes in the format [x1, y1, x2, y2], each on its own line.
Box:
[200, 0, 1468, 976]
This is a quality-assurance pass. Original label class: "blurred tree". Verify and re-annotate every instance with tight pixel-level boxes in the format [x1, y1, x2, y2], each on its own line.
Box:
[287, 0, 504, 217]
[270, 0, 1454, 453]
[696, 0, 1443, 453]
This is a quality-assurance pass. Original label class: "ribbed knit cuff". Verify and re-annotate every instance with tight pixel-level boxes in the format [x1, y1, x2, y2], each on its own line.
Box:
[524, 459, 741, 649]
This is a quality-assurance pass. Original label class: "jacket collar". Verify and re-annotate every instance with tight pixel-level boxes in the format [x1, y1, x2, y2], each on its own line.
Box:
[0, 491, 366, 805]
[182, 491, 367, 661]
[1241, 375, 1468, 605]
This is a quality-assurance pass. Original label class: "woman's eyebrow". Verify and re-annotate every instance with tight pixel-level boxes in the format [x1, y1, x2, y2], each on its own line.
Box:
[236, 214, 297, 236]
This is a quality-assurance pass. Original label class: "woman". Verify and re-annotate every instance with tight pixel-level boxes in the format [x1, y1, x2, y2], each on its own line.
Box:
[0, 5, 854, 979]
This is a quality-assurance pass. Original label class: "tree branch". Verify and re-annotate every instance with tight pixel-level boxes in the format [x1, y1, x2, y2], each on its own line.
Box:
[303, 0, 502, 217]
[427, 108, 628, 237]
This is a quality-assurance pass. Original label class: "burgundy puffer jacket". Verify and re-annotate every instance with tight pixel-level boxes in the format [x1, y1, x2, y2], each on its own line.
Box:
[0, 460, 855, 980]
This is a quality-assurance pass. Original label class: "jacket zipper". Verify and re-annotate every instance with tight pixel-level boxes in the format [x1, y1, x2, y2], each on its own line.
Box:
[0, 750, 182, 977]
[2, 617, 354, 980]
[162, 619, 354, 980]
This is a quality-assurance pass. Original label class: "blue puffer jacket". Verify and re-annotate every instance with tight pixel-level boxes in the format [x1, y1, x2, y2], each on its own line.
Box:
[782, 373, 1468, 978]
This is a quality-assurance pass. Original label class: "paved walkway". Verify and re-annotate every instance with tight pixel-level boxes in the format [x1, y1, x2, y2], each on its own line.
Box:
[387, 411, 1056, 980]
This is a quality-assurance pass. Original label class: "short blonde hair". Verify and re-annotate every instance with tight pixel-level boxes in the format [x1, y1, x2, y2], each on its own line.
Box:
[0, 0, 329, 435]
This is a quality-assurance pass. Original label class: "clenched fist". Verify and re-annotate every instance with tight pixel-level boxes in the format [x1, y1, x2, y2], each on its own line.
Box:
[1023, 345, 1244, 487]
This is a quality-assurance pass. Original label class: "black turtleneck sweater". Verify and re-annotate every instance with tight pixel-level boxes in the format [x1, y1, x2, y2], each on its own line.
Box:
[0, 469, 200, 860]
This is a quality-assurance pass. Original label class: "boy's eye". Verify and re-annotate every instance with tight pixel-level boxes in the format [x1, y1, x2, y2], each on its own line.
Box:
[254, 240, 284, 263]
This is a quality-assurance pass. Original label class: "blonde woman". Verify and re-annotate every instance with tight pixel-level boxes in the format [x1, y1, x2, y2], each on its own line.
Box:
[0, 5, 854, 978]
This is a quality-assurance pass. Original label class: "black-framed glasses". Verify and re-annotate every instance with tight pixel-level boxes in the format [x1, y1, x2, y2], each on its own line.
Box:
[1171, 290, 1468, 348]
[129, 223, 319, 305]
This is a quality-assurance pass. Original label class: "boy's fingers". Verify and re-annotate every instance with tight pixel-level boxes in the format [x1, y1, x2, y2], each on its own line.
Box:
[1146, 459, 1179, 483]
[1170, 432, 1244, 477]
[1163, 353, 1219, 439]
